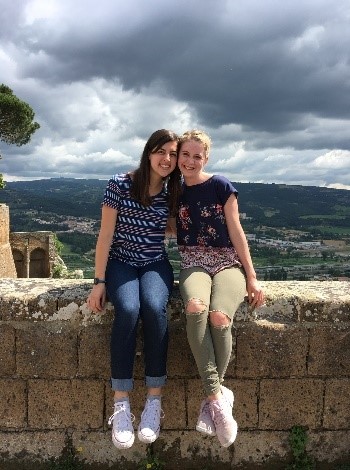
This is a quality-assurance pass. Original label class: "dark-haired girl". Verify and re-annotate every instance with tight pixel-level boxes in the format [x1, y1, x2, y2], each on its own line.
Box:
[87, 129, 181, 449]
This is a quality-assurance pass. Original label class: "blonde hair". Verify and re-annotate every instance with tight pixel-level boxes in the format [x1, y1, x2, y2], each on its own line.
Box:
[179, 129, 211, 157]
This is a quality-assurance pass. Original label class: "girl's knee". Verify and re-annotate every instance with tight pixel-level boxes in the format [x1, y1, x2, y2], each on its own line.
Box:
[185, 298, 206, 315]
[209, 310, 231, 328]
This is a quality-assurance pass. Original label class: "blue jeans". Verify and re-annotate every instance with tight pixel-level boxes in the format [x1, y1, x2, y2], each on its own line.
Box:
[106, 258, 174, 392]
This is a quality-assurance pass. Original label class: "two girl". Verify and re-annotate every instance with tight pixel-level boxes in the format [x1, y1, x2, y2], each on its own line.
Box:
[87, 128, 264, 449]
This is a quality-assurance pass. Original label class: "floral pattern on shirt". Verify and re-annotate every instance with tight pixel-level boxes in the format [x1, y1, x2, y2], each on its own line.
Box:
[179, 245, 242, 275]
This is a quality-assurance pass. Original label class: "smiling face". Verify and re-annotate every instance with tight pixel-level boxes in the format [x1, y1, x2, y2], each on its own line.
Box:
[178, 139, 208, 184]
[149, 140, 178, 179]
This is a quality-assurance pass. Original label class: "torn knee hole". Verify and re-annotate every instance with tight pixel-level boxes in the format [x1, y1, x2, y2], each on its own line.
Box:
[185, 298, 206, 315]
[209, 310, 231, 328]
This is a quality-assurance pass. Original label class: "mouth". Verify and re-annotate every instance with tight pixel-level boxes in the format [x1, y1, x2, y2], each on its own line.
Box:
[160, 164, 171, 170]
[182, 164, 194, 171]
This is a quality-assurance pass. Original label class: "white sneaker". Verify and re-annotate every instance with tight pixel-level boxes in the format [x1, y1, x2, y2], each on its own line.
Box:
[209, 397, 238, 448]
[138, 398, 164, 444]
[108, 400, 135, 449]
[196, 385, 234, 437]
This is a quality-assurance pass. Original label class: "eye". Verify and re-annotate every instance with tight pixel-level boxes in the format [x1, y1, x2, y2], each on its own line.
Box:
[170, 152, 177, 158]
[157, 149, 165, 155]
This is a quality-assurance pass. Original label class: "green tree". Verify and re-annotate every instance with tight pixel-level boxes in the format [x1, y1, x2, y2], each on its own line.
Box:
[0, 84, 40, 188]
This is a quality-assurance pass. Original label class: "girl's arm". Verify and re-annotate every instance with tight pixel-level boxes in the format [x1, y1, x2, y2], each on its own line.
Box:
[165, 216, 177, 238]
[224, 194, 264, 308]
[87, 205, 117, 313]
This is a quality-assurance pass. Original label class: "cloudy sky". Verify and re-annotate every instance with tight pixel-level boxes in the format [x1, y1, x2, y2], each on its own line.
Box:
[1, 0, 350, 189]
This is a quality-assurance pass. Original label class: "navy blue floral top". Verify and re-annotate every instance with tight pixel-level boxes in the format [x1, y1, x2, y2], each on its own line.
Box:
[176, 175, 242, 274]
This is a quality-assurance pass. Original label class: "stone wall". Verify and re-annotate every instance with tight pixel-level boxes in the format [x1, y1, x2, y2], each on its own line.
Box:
[10, 231, 56, 278]
[0, 279, 349, 469]
[0, 204, 17, 278]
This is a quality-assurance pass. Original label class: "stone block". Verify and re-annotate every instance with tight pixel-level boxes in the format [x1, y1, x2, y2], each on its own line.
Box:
[233, 430, 290, 467]
[28, 379, 104, 429]
[307, 430, 350, 464]
[162, 378, 187, 429]
[0, 430, 66, 463]
[308, 325, 350, 376]
[227, 379, 258, 428]
[16, 324, 78, 378]
[259, 378, 324, 429]
[187, 379, 204, 430]
[323, 379, 350, 429]
[167, 324, 198, 377]
[0, 379, 26, 428]
[73, 430, 232, 469]
[0, 324, 15, 375]
[235, 322, 308, 378]
[78, 325, 110, 378]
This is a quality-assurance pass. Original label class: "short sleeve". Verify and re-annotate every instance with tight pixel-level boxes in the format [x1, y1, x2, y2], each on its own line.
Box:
[214, 175, 238, 206]
[102, 175, 123, 210]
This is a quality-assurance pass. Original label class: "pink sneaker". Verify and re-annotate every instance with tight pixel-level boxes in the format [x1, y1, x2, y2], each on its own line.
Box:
[196, 386, 234, 437]
[196, 399, 216, 436]
[209, 397, 238, 447]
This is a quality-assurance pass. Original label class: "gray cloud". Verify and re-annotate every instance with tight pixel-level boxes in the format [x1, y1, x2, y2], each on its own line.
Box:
[1, 0, 350, 188]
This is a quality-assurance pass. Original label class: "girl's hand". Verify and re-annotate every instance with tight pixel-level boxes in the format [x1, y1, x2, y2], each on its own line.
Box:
[87, 284, 106, 313]
[246, 278, 265, 309]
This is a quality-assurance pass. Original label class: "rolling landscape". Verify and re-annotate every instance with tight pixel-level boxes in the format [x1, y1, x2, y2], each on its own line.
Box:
[2, 178, 350, 281]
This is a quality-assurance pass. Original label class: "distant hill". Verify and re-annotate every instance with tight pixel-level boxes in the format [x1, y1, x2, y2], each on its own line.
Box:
[2, 178, 350, 236]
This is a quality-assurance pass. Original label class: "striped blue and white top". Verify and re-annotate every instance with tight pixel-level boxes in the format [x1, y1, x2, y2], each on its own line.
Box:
[103, 173, 169, 266]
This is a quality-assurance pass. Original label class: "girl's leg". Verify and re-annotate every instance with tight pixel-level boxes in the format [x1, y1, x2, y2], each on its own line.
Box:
[105, 259, 141, 449]
[137, 259, 174, 444]
[179, 267, 219, 396]
[206, 267, 246, 448]
[139, 258, 174, 389]
[106, 259, 140, 394]
[209, 267, 246, 381]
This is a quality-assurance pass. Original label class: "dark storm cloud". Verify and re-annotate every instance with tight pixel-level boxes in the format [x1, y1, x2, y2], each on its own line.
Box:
[10, 0, 350, 145]
[1, 0, 350, 187]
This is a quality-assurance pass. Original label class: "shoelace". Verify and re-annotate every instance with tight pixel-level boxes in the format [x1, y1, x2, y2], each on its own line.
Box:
[141, 400, 164, 427]
[108, 403, 135, 427]
[211, 401, 230, 426]
[201, 400, 211, 419]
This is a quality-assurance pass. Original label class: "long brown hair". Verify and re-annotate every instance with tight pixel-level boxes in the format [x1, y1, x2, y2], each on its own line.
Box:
[130, 129, 182, 215]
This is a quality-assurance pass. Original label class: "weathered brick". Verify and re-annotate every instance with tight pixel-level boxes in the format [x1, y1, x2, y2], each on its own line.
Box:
[187, 378, 204, 431]
[235, 322, 308, 378]
[307, 430, 350, 463]
[16, 324, 78, 378]
[167, 324, 197, 377]
[323, 379, 350, 429]
[233, 430, 290, 467]
[259, 378, 324, 429]
[28, 379, 104, 429]
[0, 324, 15, 375]
[308, 325, 350, 376]
[0, 379, 26, 428]
[78, 325, 110, 378]
[0, 430, 66, 462]
[227, 379, 258, 428]
[72, 430, 232, 468]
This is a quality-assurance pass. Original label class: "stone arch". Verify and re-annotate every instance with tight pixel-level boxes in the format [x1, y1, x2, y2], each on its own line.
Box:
[29, 247, 48, 278]
[12, 249, 25, 278]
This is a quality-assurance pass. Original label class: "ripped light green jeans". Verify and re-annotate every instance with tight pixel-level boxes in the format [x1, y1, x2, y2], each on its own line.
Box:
[179, 266, 246, 396]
